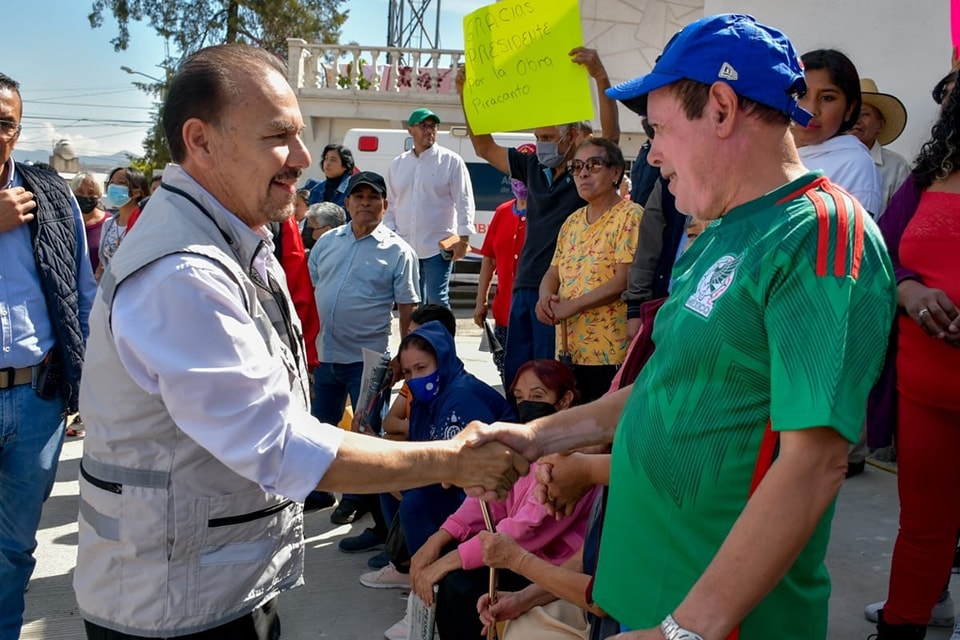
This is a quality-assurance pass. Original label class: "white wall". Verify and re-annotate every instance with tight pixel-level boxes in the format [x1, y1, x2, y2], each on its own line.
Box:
[704, 0, 949, 161]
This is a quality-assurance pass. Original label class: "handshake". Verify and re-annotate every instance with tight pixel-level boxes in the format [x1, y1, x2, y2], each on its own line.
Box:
[445, 420, 543, 501]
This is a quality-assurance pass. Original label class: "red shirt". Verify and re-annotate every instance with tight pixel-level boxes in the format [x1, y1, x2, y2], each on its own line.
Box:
[478, 200, 526, 326]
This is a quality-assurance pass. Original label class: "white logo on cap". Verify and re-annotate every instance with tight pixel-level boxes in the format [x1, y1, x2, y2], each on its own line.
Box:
[718, 62, 738, 81]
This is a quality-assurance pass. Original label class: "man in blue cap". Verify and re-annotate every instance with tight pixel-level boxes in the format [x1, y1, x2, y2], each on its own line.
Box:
[469, 14, 897, 640]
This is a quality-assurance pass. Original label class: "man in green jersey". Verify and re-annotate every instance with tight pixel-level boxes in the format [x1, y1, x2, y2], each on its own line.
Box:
[466, 14, 897, 640]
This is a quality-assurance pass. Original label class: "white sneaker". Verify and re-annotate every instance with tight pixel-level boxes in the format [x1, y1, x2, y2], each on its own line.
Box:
[952, 615, 960, 640]
[864, 589, 955, 627]
[360, 563, 411, 589]
[384, 611, 410, 640]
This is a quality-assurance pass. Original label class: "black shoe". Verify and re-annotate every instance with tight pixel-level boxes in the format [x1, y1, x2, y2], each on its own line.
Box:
[871, 609, 928, 639]
[330, 498, 368, 525]
[846, 460, 865, 478]
[367, 550, 391, 569]
[303, 491, 336, 512]
[339, 527, 385, 553]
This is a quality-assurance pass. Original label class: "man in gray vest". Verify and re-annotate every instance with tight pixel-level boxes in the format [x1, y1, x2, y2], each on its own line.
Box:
[75, 44, 527, 640]
[0, 73, 97, 640]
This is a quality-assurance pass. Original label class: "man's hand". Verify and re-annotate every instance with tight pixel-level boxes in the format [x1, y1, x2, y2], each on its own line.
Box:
[0, 187, 37, 233]
[478, 531, 525, 571]
[898, 279, 960, 342]
[626, 318, 643, 340]
[473, 299, 488, 328]
[569, 47, 609, 82]
[459, 419, 541, 463]
[455, 65, 466, 97]
[477, 591, 529, 635]
[451, 238, 470, 261]
[534, 452, 596, 519]
[451, 424, 530, 501]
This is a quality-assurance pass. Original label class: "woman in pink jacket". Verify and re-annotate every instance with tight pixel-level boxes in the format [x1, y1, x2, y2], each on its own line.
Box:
[410, 360, 600, 639]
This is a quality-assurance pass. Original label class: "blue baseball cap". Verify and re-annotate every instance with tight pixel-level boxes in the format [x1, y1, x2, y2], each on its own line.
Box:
[606, 14, 812, 126]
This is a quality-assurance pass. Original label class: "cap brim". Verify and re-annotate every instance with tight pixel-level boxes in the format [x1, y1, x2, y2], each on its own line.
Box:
[606, 72, 684, 115]
[862, 92, 907, 146]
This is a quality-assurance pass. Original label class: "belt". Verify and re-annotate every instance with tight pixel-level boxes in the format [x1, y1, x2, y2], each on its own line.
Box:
[0, 366, 34, 390]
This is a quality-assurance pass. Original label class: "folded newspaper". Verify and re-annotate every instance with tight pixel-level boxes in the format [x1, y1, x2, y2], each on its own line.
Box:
[356, 348, 392, 433]
[406, 588, 437, 640]
[479, 319, 503, 354]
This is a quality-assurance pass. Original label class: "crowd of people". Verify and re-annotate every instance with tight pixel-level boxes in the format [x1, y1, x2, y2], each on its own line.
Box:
[0, 9, 958, 640]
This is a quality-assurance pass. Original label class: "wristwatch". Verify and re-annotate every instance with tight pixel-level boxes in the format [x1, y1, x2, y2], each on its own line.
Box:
[660, 614, 705, 640]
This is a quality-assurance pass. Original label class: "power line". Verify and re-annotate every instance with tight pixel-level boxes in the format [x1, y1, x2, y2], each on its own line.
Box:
[21, 115, 154, 125]
[26, 100, 155, 111]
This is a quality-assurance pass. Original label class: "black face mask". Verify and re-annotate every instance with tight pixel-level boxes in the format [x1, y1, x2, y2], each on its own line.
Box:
[517, 400, 557, 423]
[75, 195, 99, 214]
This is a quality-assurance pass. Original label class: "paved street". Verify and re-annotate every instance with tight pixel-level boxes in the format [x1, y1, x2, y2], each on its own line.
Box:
[19, 318, 958, 639]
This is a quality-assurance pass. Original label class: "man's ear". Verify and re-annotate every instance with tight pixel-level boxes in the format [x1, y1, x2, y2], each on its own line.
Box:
[182, 118, 214, 166]
[709, 82, 739, 138]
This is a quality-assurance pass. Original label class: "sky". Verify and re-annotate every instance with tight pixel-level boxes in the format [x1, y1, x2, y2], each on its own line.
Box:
[4, 0, 486, 160]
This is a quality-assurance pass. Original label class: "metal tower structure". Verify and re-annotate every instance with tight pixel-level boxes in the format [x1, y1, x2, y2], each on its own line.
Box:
[386, 0, 442, 51]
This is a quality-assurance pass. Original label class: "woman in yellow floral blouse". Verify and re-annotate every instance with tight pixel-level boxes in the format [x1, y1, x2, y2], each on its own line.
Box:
[536, 138, 642, 401]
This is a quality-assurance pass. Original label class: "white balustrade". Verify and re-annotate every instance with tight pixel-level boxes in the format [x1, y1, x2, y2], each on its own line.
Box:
[287, 39, 464, 96]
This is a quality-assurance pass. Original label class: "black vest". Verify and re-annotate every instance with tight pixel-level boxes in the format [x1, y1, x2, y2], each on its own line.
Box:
[18, 164, 86, 412]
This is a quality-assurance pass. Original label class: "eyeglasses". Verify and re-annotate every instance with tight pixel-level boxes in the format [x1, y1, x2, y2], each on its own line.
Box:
[0, 120, 22, 140]
[415, 121, 439, 131]
[567, 157, 612, 174]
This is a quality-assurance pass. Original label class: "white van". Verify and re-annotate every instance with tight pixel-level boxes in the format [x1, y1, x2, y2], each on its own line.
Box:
[341, 127, 535, 259]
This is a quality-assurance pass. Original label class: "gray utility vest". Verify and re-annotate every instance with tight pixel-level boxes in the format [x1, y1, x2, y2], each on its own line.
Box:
[76, 172, 310, 637]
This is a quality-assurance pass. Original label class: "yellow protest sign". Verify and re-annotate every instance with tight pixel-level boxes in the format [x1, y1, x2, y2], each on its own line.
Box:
[462, 0, 594, 134]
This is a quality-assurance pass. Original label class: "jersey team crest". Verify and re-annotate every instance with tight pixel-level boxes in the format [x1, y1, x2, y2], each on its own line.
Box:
[685, 254, 743, 318]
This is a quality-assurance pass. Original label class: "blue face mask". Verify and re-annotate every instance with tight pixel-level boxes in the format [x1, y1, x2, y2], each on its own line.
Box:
[408, 370, 441, 404]
[103, 184, 131, 209]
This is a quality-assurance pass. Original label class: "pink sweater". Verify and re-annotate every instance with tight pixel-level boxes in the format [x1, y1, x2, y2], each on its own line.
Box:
[441, 462, 601, 571]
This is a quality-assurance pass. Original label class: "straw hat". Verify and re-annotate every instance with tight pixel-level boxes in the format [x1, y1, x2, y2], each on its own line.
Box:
[859, 78, 907, 146]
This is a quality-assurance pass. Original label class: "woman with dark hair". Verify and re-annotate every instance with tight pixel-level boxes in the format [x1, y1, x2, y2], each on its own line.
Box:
[792, 49, 882, 216]
[304, 143, 355, 211]
[98, 166, 148, 277]
[865, 63, 960, 640]
[537, 138, 641, 401]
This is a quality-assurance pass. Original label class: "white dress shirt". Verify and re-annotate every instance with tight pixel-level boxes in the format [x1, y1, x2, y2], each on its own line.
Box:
[384, 143, 476, 258]
[110, 220, 343, 502]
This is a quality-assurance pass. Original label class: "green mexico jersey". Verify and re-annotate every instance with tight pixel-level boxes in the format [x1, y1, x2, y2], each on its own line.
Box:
[593, 173, 896, 638]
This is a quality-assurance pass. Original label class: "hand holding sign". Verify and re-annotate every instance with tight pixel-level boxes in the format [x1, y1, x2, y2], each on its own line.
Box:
[462, 0, 594, 134]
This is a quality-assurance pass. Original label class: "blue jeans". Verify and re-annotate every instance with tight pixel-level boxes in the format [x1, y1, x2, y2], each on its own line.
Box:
[419, 254, 454, 307]
[399, 484, 465, 553]
[311, 361, 363, 425]
[503, 288, 557, 393]
[0, 384, 65, 639]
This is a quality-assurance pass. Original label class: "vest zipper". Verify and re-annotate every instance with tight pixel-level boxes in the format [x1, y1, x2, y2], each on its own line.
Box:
[208, 500, 293, 527]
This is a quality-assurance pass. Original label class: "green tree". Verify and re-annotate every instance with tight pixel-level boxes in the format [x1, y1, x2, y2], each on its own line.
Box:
[90, 0, 349, 172]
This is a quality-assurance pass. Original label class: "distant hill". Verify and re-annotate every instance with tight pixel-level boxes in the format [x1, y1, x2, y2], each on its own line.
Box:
[13, 148, 141, 172]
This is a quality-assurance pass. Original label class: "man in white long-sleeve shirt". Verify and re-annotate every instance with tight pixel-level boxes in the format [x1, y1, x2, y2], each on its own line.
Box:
[385, 107, 476, 307]
[74, 44, 525, 640]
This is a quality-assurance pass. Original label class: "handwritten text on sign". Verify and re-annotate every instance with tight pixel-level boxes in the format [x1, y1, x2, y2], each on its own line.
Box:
[462, 0, 594, 135]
